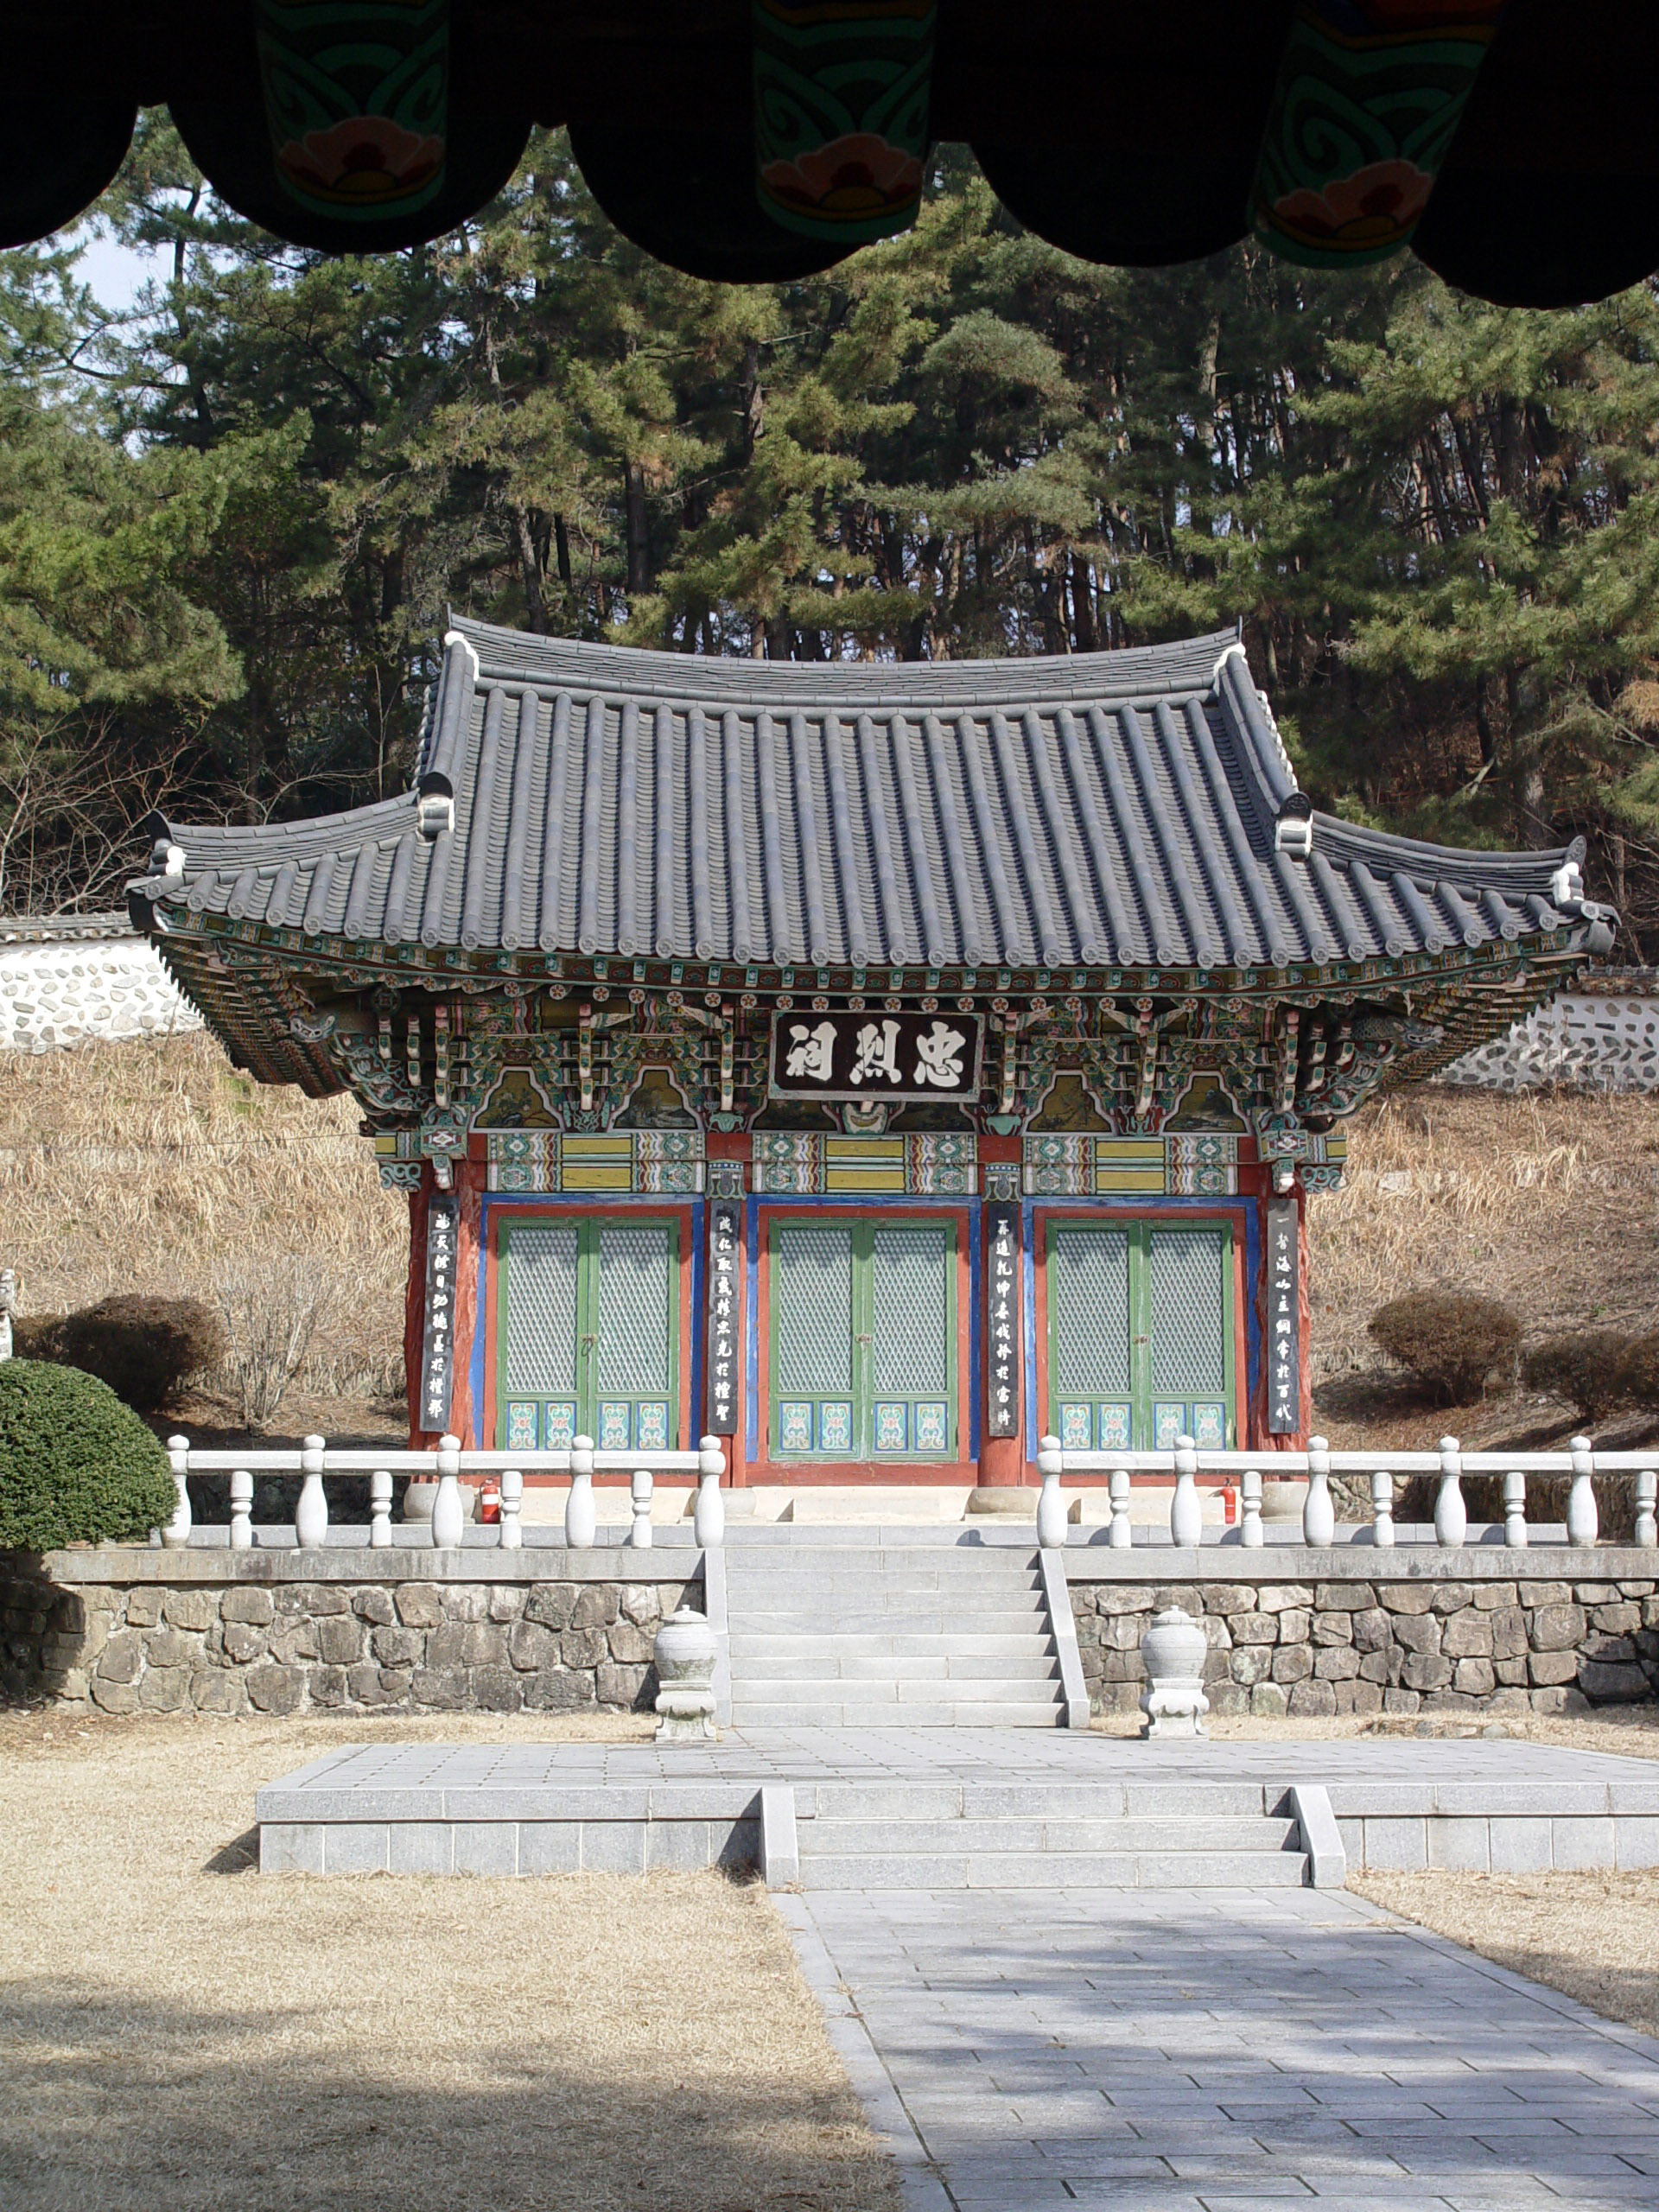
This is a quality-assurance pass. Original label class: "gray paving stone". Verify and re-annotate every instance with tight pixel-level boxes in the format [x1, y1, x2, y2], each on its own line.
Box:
[780, 1879, 1659, 2212]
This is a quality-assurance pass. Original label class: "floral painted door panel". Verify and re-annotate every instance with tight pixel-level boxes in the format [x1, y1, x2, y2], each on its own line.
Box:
[770, 1217, 955, 1459]
[498, 1217, 677, 1452]
[1047, 1221, 1234, 1452]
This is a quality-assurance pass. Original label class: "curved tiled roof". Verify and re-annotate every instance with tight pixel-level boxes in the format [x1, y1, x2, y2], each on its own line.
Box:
[133, 619, 1599, 972]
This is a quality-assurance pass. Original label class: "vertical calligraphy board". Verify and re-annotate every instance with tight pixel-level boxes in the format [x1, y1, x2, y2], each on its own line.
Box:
[984, 1200, 1021, 1440]
[420, 1192, 460, 1434]
[1266, 1197, 1300, 1437]
[705, 1199, 741, 1435]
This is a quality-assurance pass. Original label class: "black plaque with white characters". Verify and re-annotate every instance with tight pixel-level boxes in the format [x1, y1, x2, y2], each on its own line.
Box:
[419, 1192, 460, 1433]
[1266, 1198, 1301, 1436]
[768, 1009, 983, 1103]
[705, 1199, 741, 1434]
[984, 1201, 1021, 1440]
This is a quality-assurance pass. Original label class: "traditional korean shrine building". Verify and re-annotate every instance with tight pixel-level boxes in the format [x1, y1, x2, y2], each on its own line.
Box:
[130, 620, 1614, 1491]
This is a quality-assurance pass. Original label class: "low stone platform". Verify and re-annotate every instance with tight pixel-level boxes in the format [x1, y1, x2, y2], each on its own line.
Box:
[255, 1729, 1659, 1885]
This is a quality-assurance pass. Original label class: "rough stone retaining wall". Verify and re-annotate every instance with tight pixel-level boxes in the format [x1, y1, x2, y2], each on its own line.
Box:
[1070, 1558, 1659, 1719]
[1438, 976, 1659, 1092]
[0, 1553, 695, 1715]
[0, 917, 199, 1052]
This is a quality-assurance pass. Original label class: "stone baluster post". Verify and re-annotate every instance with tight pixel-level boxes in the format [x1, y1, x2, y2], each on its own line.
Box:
[1239, 1468, 1262, 1548]
[430, 1433, 464, 1549]
[229, 1468, 253, 1552]
[1035, 1437, 1066, 1548]
[1303, 1437, 1335, 1547]
[1503, 1471, 1528, 1549]
[630, 1467, 654, 1548]
[369, 1470, 393, 1548]
[1637, 1470, 1657, 1550]
[227, 1468, 253, 1557]
[1170, 1434, 1203, 1548]
[1108, 1465, 1134, 1548]
[1370, 1469, 1394, 1548]
[295, 1433, 328, 1550]
[162, 1434, 193, 1548]
[1434, 1435, 1466, 1549]
[566, 1436, 596, 1548]
[499, 1467, 524, 1550]
[695, 1436, 726, 1548]
[1567, 1436, 1599, 1548]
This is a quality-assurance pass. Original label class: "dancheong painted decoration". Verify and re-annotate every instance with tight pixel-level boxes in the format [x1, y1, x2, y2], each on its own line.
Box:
[7, 2, 1659, 307]
[130, 617, 1615, 1491]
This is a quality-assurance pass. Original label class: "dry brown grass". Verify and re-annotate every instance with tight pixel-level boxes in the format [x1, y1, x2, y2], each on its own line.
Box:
[1352, 1866, 1659, 2044]
[1308, 1088, 1659, 1447]
[0, 1707, 899, 2212]
[0, 1034, 405, 1414]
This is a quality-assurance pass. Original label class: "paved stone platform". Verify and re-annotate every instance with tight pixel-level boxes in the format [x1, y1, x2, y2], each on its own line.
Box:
[255, 1731, 1659, 1881]
[781, 1884, 1659, 2210]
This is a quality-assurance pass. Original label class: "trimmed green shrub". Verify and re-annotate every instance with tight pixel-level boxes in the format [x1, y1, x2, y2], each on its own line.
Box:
[0, 1359, 175, 1549]
[1368, 1291, 1521, 1404]
[53, 1295, 227, 1412]
[1524, 1330, 1659, 1422]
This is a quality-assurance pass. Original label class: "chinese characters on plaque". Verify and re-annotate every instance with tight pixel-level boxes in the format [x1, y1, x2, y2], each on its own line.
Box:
[1266, 1197, 1300, 1436]
[984, 1201, 1021, 1440]
[419, 1192, 460, 1433]
[705, 1199, 741, 1434]
[769, 1010, 983, 1103]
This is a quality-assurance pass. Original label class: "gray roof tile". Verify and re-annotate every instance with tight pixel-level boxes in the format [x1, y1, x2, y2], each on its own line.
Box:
[134, 617, 1595, 969]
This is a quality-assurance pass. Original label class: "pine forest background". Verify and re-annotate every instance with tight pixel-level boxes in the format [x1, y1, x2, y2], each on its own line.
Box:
[8, 122, 1659, 953]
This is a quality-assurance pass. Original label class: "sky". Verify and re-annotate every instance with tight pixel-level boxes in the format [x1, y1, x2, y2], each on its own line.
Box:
[71, 229, 159, 315]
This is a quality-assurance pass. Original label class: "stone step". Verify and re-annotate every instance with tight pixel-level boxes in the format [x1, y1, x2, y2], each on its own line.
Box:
[728, 1696, 1064, 1726]
[733, 1650, 1061, 1683]
[727, 1630, 1052, 1660]
[798, 1815, 1300, 1855]
[804, 1780, 1282, 1819]
[733, 1608, 1046, 1635]
[797, 1848, 1310, 1891]
[725, 1549, 1038, 1567]
[738, 1670, 1059, 1700]
[725, 1573, 1044, 1598]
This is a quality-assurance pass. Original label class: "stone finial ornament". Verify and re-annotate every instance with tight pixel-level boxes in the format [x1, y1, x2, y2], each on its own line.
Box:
[653, 1605, 718, 1742]
[1139, 1605, 1210, 1740]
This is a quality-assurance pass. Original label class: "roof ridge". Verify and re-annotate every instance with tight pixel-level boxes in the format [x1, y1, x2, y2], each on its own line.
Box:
[442, 615, 1243, 708]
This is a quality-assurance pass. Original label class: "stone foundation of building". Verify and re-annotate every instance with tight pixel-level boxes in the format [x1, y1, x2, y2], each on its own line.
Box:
[0, 1552, 695, 1716]
[5, 1542, 1657, 1723]
[1069, 1566, 1659, 1718]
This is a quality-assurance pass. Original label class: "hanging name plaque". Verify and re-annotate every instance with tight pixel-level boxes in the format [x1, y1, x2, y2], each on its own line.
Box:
[419, 1192, 460, 1433]
[1266, 1198, 1301, 1437]
[705, 1199, 741, 1435]
[984, 1201, 1021, 1440]
[768, 1009, 983, 1103]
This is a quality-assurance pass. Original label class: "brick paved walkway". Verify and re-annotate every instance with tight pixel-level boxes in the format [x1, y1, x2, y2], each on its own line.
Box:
[779, 1884, 1659, 2212]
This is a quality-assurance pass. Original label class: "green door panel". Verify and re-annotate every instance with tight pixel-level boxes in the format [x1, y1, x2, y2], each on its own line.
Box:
[769, 1216, 956, 1459]
[498, 1216, 678, 1452]
[1047, 1218, 1234, 1452]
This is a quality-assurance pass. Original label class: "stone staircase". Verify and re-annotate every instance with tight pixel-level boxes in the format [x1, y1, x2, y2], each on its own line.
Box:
[725, 1541, 1065, 1727]
[791, 1779, 1310, 1890]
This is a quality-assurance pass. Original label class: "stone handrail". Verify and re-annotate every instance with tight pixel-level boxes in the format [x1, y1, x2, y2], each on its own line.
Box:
[159, 1433, 729, 1554]
[1038, 1433, 1659, 1553]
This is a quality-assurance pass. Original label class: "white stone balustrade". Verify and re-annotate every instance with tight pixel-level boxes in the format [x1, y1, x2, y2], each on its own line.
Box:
[1044, 1433, 1659, 1549]
[151, 1433, 728, 1549]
